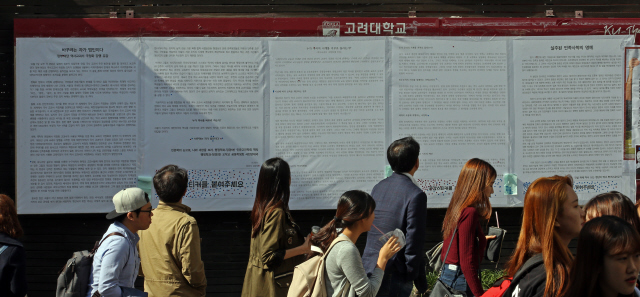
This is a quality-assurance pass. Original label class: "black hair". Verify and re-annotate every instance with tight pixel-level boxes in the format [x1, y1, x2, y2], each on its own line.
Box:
[153, 164, 189, 203]
[309, 190, 376, 255]
[250, 157, 292, 238]
[566, 216, 640, 297]
[387, 136, 420, 173]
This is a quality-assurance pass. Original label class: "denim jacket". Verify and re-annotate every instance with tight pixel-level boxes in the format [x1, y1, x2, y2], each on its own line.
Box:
[87, 221, 147, 297]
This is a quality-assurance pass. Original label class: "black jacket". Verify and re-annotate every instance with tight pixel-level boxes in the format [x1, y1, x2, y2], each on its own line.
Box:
[0, 232, 28, 297]
[502, 254, 545, 297]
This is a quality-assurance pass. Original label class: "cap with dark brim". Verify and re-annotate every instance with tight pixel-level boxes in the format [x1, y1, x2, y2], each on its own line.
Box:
[107, 188, 148, 219]
[106, 209, 127, 220]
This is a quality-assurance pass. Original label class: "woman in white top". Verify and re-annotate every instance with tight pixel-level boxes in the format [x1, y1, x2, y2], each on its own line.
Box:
[309, 190, 401, 297]
[565, 216, 640, 297]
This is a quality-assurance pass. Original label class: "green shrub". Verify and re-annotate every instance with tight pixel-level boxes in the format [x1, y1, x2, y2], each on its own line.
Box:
[480, 269, 507, 290]
[426, 271, 439, 290]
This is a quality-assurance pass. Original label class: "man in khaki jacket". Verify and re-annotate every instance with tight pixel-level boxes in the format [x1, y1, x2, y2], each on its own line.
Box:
[138, 164, 207, 296]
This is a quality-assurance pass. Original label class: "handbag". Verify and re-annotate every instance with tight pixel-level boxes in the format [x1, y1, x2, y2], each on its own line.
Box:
[430, 227, 467, 297]
[426, 241, 444, 272]
[485, 212, 507, 263]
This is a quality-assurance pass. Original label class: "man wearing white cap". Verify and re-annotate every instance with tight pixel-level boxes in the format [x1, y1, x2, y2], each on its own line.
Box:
[87, 188, 153, 297]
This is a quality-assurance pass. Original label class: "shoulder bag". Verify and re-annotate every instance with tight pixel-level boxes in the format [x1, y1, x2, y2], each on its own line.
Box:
[430, 227, 467, 297]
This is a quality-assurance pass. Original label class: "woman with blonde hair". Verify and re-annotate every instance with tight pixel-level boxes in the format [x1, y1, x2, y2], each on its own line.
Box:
[502, 175, 584, 297]
[0, 194, 28, 297]
[439, 158, 496, 297]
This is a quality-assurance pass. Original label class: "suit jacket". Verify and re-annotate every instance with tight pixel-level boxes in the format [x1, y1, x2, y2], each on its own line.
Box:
[362, 172, 428, 292]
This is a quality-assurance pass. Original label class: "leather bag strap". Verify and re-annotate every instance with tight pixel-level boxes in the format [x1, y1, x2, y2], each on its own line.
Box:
[439, 227, 458, 275]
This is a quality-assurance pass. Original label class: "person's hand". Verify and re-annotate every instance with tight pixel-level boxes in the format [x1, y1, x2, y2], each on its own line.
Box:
[301, 233, 312, 253]
[379, 236, 401, 261]
[485, 235, 497, 241]
[376, 236, 401, 271]
[630, 58, 639, 69]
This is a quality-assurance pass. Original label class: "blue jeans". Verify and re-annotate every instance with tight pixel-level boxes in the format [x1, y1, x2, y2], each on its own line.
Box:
[438, 264, 474, 297]
[376, 272, 414, 297]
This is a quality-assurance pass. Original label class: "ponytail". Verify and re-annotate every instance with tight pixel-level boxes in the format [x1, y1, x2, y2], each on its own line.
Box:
[310, 219, 339, 256]
[308, 190, 376, 258]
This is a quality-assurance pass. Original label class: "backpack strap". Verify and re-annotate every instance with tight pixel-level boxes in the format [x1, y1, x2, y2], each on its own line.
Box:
[323, 236, 352, 297]
[322, 235, 350, 260]
[91, 232, 125, 254]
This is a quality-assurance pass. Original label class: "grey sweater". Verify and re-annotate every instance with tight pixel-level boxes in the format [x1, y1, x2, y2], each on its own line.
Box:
[324, 235, 385, 297]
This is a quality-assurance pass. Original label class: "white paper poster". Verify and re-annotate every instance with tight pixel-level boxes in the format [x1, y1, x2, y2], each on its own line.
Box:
[268, 39, 387, 209]
[391, 38, 509, 207]
[140, 38, 266, 210]
[16, 38, 141, 214]
[513, 37, 632, 202]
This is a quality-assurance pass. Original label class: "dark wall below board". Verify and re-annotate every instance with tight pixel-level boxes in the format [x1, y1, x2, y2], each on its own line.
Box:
[17, 207, 541, 297]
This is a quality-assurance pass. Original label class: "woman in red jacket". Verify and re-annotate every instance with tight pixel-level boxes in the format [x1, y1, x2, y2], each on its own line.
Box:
[439, 158, 497, 297]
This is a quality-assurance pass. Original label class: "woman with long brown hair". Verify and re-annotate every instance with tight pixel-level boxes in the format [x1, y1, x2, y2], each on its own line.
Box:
[0, 194, 28, 297]
[502, 175, 584, 297]
[439, 158, 496, 297]
[241, 158, 311, 297]
[566, 216, 640, 297]
[311, 190, 401, 297]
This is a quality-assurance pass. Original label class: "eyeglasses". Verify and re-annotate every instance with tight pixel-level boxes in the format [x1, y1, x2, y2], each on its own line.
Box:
[139, 208, 154, 213]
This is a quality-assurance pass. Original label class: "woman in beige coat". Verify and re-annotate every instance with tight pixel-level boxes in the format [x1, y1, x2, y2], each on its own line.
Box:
[241, 158, 310, 297]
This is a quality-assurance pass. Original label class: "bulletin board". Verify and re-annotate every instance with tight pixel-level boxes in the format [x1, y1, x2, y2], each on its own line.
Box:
[14, 18, 640, 213]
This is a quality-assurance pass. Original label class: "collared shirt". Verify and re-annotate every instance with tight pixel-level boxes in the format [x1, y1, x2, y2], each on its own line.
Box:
[401, 172, 420, 188]
[88, 221, 144, 297]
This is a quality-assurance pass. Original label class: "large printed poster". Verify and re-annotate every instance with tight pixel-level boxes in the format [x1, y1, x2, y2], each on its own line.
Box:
[15, 35, 634, 213]
[140, 38, 266, 210]
[268, 39, 386, 209]
[391, 38, 509, 207]
[16, 38, 141, 213]
[513, 38, 627, 200]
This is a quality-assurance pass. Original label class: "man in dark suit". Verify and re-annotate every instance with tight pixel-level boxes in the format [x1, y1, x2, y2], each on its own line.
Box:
[362, 137, 428, 297]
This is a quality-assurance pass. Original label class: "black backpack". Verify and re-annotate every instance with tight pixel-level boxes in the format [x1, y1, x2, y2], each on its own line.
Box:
[56, 232, 123, 297]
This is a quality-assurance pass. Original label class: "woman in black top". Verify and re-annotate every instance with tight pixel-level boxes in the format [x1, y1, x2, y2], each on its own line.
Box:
[566, 216, 640, 297]
[0, 194, 28, 297]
